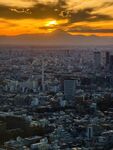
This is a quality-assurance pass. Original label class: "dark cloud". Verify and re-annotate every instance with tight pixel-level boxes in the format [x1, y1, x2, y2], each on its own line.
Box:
[68, 8, 113, 23]
[39, 26, 57, 30]
[101, 2, 113, 7]
[0, 2, 65, 19]
[0, 5, 31, 19]
[68, 26, 113, 33]
[0, 1, 112, 24]
[0, 19, 17, 27]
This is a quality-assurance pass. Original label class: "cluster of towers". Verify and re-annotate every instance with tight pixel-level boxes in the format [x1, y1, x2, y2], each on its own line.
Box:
[105, 52, 113, 71]
[94, 51, 113, 72]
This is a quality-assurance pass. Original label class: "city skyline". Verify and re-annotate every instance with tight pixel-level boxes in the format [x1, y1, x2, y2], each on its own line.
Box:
[0, 0, 113, 36]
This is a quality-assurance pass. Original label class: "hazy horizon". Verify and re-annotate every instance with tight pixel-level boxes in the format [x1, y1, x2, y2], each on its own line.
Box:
[0, 29, 113, 46]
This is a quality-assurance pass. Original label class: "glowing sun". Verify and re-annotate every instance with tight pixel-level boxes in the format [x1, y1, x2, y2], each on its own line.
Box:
[46, 20, 58, 27]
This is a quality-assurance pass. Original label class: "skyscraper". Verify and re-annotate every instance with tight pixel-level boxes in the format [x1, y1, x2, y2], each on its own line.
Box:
[105, 51, 110, 66]
[109, 55, 113, 71]
[64, 79, 76, 100]
[86, 125, 93, 140]
[94, 51, 101, 70]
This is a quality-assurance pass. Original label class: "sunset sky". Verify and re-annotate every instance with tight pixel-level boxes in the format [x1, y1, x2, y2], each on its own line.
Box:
[0, 0, 113, 36]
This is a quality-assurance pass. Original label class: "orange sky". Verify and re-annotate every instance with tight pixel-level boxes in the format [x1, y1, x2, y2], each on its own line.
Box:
[0, 0, 113, 36]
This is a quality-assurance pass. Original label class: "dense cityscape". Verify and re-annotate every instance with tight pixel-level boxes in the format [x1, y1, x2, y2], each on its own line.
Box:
[0, 45, 113, 150]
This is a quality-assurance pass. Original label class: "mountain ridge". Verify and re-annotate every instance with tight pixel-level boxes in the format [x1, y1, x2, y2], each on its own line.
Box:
[0, 29, 113, 46]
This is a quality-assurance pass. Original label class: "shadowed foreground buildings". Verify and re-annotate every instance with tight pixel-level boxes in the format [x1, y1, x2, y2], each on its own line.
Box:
[1, 46, 113, 149]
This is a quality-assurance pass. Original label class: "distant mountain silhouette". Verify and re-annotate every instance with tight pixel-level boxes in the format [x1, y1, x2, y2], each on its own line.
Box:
[0, 29, 113, 46]
[50, 29, 71, 37]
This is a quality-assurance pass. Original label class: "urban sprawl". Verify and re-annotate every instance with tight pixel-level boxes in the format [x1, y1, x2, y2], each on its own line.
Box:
[0, 46, 113, 150]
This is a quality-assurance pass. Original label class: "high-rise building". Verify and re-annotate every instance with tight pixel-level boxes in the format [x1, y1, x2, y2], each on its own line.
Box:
[64, 79, 76, 100]
[86, 125, 93, 140]
[105, 51, 110, 66]
[109, 55, 113, 71]
[94, 51, 101, 70]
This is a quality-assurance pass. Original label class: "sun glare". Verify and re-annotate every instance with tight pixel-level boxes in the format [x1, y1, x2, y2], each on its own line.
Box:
[46, 20, 58, 27]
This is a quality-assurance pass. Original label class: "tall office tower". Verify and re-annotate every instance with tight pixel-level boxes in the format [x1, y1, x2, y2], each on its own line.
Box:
[105, 51, 110, 66]
[86, 125, 93, 140]
[42, 59, 45, 92]
[94, 51, 101, 70]
[64, 79, 76, 100]
[109, 55, 113, 71]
